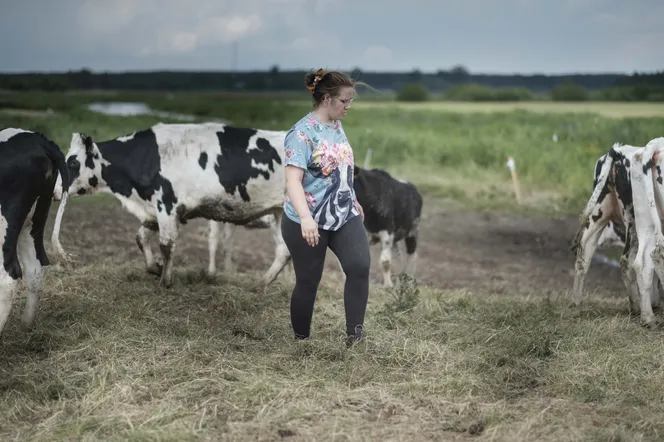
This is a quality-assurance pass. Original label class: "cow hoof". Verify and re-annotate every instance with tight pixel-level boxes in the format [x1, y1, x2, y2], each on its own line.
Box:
[20, 318, 35, 331]
[640, 316, 657, 329]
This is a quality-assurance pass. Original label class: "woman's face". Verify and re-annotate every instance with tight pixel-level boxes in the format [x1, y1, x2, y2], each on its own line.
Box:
[325, 86, 354, 120]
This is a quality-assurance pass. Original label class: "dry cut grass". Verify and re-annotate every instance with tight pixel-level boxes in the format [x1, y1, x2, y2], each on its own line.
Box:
[2, 263, 664, 441]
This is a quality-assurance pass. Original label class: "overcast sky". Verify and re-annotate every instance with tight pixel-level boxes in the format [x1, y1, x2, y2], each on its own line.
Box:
[1, 0, 662, 75]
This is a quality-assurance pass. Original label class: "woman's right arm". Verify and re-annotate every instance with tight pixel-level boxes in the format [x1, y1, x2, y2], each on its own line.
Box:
[285, 166, 311, 220]
[285, 165, 319, 246]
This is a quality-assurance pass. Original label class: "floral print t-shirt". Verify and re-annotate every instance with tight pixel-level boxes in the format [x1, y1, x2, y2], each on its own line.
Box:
[283, 112, 360, 231]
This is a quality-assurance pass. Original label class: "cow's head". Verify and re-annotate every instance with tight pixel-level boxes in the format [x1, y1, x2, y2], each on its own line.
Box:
[65, 132, 105, 197]
[353, 165, 362, 178]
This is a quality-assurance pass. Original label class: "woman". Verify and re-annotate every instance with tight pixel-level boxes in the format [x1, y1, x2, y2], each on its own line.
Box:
[281, 68, 371, 347]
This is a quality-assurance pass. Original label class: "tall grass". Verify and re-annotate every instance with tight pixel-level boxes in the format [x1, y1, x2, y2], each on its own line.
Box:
[2, 90, 663, 213]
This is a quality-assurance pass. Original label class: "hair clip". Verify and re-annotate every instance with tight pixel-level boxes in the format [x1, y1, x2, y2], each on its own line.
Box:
[307, 68, 325, 93]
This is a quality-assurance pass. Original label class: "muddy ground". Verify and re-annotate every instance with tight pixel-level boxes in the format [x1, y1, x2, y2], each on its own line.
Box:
[43, 197, 625, 300]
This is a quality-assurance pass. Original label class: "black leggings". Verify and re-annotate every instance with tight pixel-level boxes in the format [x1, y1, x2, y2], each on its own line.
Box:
[281, 214, 371, 338]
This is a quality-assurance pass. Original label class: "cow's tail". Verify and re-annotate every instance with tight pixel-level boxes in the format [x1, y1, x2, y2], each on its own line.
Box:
[580, 146, 619, 222]
[40, 135, 72, 263]
[51, 190, 71, 263]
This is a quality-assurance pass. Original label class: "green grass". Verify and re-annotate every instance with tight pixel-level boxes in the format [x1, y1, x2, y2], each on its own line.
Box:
[2, 90, 664, 215]
[352, 100, 664, 118]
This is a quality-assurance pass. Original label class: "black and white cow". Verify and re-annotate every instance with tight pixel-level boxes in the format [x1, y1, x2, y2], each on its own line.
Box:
[352, 166, 423, 287]
[569, 140, 664, 326]
[571, 143, 641, 312]
[51, 122, 292, 289]
[0, 128, 69, 334]
[624, 137, 664, 327]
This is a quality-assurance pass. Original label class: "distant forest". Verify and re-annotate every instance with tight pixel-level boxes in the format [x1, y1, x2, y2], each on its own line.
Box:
[1, 66, 663, 101]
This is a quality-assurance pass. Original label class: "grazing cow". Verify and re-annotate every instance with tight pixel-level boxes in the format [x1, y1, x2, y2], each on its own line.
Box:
[570, 143, 643, 313]
[625, 137, 664, 327]
[571, 139, 664, 326]
[0, 128, 69, 334]
[51, 122, 292, 289]
[352, 166, 423, 287]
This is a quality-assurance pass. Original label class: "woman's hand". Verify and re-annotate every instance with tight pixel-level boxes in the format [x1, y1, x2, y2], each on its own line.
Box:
[300, 214, 319, 247]
[356, 202, 365, 221]
[354, 199, 364, 221]
[285, 165, 319, 247]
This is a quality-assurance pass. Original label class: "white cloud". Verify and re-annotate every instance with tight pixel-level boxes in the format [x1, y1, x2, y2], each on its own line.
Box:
[77, 1, 269, 56]
[77, 0, 152, 34]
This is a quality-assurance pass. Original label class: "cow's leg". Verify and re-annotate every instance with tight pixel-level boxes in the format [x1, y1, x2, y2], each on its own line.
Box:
[156, 213, 180, 289]
[18, 194, 52, 330]
[571, 208, 613, 306]
[649, 240, 664, 310]
[17, 224, 46, 330]
[620, 224, 641, 315]
[260, 211, 292, 287]
[136, 222, 162, 276]
[207, 221, 219, 275]
[404, 233, 418, 277]
[0, 268, 18, 335]
[378, 230, 395, 287]
[633, 244, 658, 327]
[0, 208, 28, 334]
[222, 222, 236, 273]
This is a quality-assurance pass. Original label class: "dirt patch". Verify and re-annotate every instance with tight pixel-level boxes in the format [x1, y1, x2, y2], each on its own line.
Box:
[44, 197, 624, 299]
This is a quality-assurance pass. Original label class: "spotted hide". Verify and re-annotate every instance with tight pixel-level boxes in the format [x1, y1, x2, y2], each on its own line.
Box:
[352, 166, 423, 287]
[0, 128, 69, 334]
[570, 140, 664, 325]
[51, 122, 291, 288]
[571, 143, 643, 312]
[625, 137, 664, 327]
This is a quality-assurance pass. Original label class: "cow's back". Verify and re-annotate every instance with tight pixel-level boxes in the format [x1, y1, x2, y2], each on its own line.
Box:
[0, 132, 58, 202]
[354, 168, 422, 238]
[149, 123, 287, 223]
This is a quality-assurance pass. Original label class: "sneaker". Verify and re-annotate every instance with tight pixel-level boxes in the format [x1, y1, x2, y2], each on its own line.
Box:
[345, 324, 366, 348]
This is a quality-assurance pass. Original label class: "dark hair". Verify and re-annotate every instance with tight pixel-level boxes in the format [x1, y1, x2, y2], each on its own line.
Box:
[304, 68, 372, 107]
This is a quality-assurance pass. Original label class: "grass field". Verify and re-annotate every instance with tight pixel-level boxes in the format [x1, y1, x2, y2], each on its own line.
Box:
[352, 100, 664, 119]
[1, 92, 664, 441]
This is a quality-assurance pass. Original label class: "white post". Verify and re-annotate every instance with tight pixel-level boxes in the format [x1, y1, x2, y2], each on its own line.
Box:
[363, 148, 373, 169]
[506, 156, 522, 204]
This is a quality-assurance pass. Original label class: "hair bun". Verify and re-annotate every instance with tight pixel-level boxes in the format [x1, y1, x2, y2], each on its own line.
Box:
[305, 68, 325, 93]
[304, 73, 317, 91]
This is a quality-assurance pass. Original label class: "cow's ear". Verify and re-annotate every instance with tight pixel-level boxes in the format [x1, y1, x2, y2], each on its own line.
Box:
[80, 133, 94, 154]
[353, 166, 360, 177]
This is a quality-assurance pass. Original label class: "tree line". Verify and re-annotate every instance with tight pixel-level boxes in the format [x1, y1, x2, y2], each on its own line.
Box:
[0, 66, 662, 101]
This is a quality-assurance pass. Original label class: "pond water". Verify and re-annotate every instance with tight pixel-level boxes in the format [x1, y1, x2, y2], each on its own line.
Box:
[86, 102, 227, 124]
